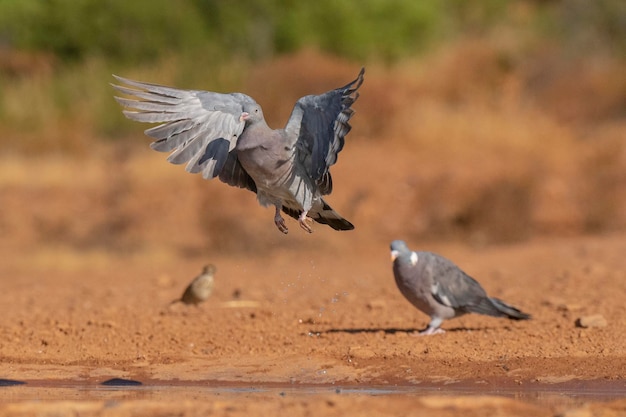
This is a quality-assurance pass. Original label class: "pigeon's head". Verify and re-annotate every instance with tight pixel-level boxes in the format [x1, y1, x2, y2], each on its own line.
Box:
[390, 240, 410, 261]
[391, 240, 419, 266]
[241, 103, 264, 124]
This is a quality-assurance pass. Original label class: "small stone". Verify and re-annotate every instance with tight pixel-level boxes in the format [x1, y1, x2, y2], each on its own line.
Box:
[576, 314, 607, 328]
[543, 297, 583, 312]
[561, 303, 583, 312]
[542, 296, 565, 307]
[366, 299, 386, 310]
[349, 346, 376, 359]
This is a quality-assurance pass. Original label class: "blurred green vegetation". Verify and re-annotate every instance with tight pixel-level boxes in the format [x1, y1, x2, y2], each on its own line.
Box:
[0, 0, 498, 63]
[3, 0, 623, 65]
[0, 0, 624, 151]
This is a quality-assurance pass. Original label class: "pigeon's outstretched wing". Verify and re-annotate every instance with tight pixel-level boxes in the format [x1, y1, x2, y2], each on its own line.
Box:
[284, 68, 364, 195]
[112, 76, 256, 192]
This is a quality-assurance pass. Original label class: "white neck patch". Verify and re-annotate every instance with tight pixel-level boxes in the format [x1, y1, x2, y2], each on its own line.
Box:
[410, 251, 418, 266]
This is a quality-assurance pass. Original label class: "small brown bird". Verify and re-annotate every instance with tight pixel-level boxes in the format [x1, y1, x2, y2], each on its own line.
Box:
[172, 264, 216, 306]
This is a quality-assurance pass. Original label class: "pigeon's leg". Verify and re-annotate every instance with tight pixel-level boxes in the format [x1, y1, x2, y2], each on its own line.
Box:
[274, 206, 289, 234]
[298, 211, 313, 233]
[416, 317, 445, 336]
[418, 326, 445, 336]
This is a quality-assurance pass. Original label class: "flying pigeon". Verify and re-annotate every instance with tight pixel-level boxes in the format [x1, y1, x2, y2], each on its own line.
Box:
[390, 240, 530, 335]
[171, 264, 216, 306]
[112, 68, 364, 234]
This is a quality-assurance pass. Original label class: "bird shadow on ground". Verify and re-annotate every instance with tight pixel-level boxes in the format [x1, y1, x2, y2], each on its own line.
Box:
[315, 326, 494, 335]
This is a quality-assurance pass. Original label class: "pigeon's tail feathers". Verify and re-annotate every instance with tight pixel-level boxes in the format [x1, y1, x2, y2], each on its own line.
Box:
[488, 298, 531, 320]
[316, 216, 354, 231]
[464, 297, 530, 320]
[282, 200, 354, 231]
[464, 298, 505, 317]
[312, 200, 354, 231]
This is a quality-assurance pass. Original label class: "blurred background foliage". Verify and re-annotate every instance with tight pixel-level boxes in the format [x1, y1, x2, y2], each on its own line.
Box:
[0, 0, 625, 250]
[1, 0, 624, 64]
[0, 0, 624, 150]
[0, 0, 483, 63]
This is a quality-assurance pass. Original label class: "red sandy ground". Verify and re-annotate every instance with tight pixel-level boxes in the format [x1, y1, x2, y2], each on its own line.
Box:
[0, 145, 625, 416]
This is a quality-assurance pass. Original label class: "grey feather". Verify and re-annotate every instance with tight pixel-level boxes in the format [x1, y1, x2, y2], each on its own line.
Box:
[112, 68, 364, 234]
[390, 240, 530, 335]
[285, 67, 364, 195]
[112, 75, 247, 185]
[218, 151, 257, 193]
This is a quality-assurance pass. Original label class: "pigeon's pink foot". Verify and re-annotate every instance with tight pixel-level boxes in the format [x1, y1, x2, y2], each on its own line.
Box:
[274, 208, 289, 234]
[274, 217, 288, 234]
[414, 327, 445, 336]
[298, 212, 313, 233]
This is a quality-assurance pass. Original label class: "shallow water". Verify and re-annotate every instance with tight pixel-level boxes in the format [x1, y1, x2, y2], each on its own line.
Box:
[1, 377, 624, 408]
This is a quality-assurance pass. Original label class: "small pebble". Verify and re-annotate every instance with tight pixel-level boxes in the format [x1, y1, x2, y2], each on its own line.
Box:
[366, 299, 386, 310]
[543, 297, 582, 312]
[349, 346, 376, 359]
[575, 314, 607, 328]
[101, 378, 142, 386]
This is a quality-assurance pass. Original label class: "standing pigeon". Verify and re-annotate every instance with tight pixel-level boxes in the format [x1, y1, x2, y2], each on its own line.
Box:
[172, 264, 216, 306]
[112, 68, 364, 234]
[390, 240, 530, 335]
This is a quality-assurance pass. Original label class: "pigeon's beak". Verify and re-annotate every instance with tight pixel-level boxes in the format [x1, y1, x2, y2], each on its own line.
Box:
[240, 112, 250, 122]
[390, 250, 399, 262]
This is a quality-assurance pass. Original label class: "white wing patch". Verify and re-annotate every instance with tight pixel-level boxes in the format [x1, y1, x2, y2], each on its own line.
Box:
[431, 282, 452, 307]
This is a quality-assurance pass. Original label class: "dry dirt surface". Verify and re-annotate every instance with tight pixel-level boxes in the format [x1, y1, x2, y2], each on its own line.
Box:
[1, 141, 625, 417]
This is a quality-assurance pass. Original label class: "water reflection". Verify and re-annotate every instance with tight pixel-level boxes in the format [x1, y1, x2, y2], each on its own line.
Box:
[1, 378, 624, 407]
